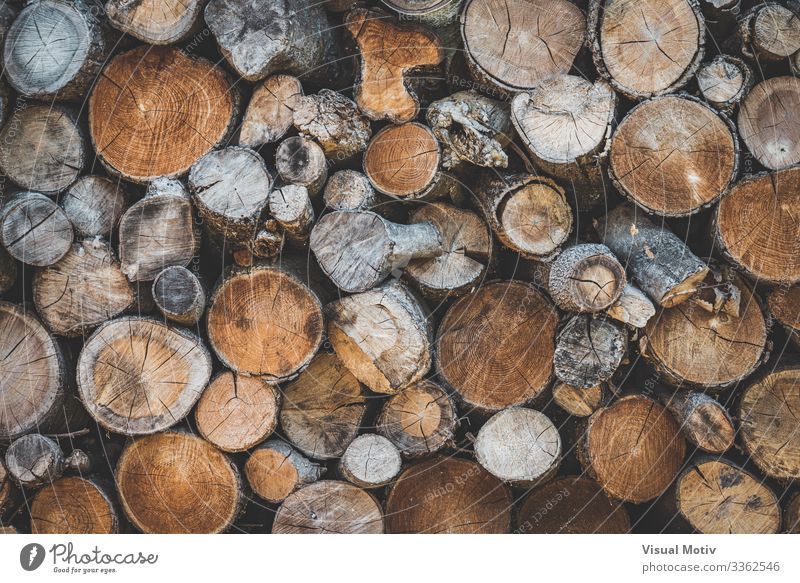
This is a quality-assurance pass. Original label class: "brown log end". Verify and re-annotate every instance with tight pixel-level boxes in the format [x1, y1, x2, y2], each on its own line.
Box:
[31, 477, 118, 534]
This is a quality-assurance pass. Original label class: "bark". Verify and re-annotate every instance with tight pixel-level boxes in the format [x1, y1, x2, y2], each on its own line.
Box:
[245, 439, 324, 504]
[554, 315, 627, 389]
[738, 76, 800, 170]
[340, 434, 402, 489]
[607, 284, 656, 328]
[293, 90, 372, 161]
[105, 0, 205, 45]
[268, 184, 314, 244]
[655, 388, 735, 453]
[116, 431, 242, 533]
[696, 54, 753, 114]
[30, 477, 119, 534]
[239, 74, 303, 148]
[385, 456, 511, 533]
[195, 371, 279, 453]
[275, 136, 328, 196]
[151, 265, 206, 326]
[77, 317, 212, 435]
[436, 281, 558, 412]
[552, 383, 609, 418]
[279, 351, 368, 460]
[323, 170, 377, 211]
[1, 191, 73, 267]
[4, 434, 64, 488]
[61, 175, 129, 239]
[548, 243, 626, 313]
[0, 105, 85, 194]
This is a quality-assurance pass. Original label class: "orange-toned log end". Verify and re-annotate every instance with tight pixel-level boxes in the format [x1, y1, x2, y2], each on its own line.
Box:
[385, 457, 511, 533]
[116, 432, 242, 534]
[583, 395, 686, 503]
[345, 8, 443, 123]
[363, 123, 441, 198]
[245, 440, 324, 504]
[31, 477, 118, 534]
[89, 45, 235, 183]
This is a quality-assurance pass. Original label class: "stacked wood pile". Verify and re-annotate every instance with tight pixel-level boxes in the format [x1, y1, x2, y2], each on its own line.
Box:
[0, 0, 799, 535]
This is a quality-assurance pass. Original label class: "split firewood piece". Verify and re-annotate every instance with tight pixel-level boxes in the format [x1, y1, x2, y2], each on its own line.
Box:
[327, 280, 433, 394]
[404, 202, 492, 299]
[311, 210, 442, 293]
[189, 146, 272, 247]
[118, 182, 199, 282]
[1, 192, 73, 267]
[655, 388, 735, 453]
[4, 434, 64, 488]
[640, 275, 767, 390]
[588, 0, 705, 100]
[689, 263, 742, 317]
[116, 431, 242, 533]
[597, 204, 709, 307]
[738, 2, 800, 62]
[275, 136, 328, 197]
[3, 0, 111, 100]
[716, 167, 800, 284]
[609, 95, 738, 217]
[475, 408, 561, 488]
[33, 238, 135, 337]
[554, 315, 627, 389]
[239, 75, 303, 148]
[785, 492, 800, 533]
[0, 247, 16, 295]
[152, 266, 206, 326]
[767, 285, 800, 348]
[293, 90, 372, 161]
[362, 123, 444, 200]
[376, 380, 458, 457]
[30, 477, 118, 534]
[607, 284, 657, 328]
[0, 105, 85, 194]
[548, 244, 627, 313]
[77, 317, 212, 435]
[345, 8, 443, 123]
[427, 91, 512, 169]
[696, 55, 753, 114]
[105, 0, 205, 45]
[517, 476, 631, 534]
[273, 480, 384, 534]
[195, 371, 279, 453]
[340, 434, 402, 489]
[476, 173, 572, 261]
[61, 176, 128, 239]
[436, 281, 558, 412]
[738, 77, 800, 170]
[461, 0, 586, 94]
[552, 383, 609, 418]
[206, 265, 324, 380]
[386, 456, 512, 533]
[674, 458, 781, 534]
[512, 76, 617, 208]
[738, 364, 800, 480]
[0, 302, 74, 440]
[268, 184, 314, 244]
[581, 395, 686, 503]
[245, 440, 324, 504]
[323, 170, 377, 211]
[279, 351, 367, 460]
[384, 0, 463, 27]
[205, 0, 337, 83]
[89, 46, 237, 183]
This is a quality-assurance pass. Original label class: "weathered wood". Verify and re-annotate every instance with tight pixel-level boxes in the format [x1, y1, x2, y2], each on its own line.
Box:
[386, 456, 511, 533]
[346, 8, 443, 123]
[293, 90, 372, 161]
[597, 204, 709, 307]
[195, 371, 279, 453]
[0, 105, 85, 194]
[4, 434, 64, 488]
[152, 266, 206, 326]
[607, 284, 656, 328]
[376, 379, 458, 457]
[279, 351, 367, 460]
[548, 244, 626, 313]
[3, 0, 111, 101]
[655, 388, 735, 453]
[738, 364, 800, 480]
[517, 476, 630, 534]
[1, 191, 73, 267]
[340, 434, 402, 489]
[327, 280, 433, 394]
[239, 74, 303, 148]
[268, 184, 314, 244]
[116, 431, 242, 533]
[461, 0, 586, 94]
[588, 0, 705, 100]
[323, 170, 377, 211]
[738, 2, 800, 62]
[61, 175, 128, 239]
[105, 0, 205, 45]
[384, 0, 463, 28]
[675, 458, 780, 534]
[581, 395, 686, 503]
[33, 238, 135, 336]
[77, 317, 212, 435]
[206, 265, 324, 381]
[245, 439, 324, 504]
[89, 45, 237, 183]
[696, 54, 752, 114]
[552, 383, 608, 418]
[554, 315, 627, 389]
[738, 77, 800, 170]
[273, 480, 384, 534]
[31, 477, 118, 534]
[275, 136, 328, 197]
[436, 281, 558, 412]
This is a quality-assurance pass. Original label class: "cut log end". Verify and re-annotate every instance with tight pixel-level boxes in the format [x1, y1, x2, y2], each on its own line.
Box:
[657, 389, 735, 453]
[31, 477, 118, 534]
[340, 434, 402, 489]
[552, 383, 607, 418]
[554, 315, 627, 389]
[105, 0, 205, 45]
[5, 434, 64, 488]
[696, 55, 752, 113]
[152, 266, 206, 326]
[1, 192, 74, 267]
[61, 176, 128, 239]
[738, 76, 800, 171]
[548, 244, 627, 313]
[323, 170, 377, 211]
[364, 123, 441, 199]
[239, 74, 303, 148]
[275, 136, 328, 196]
[245, 440, 324, 504]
